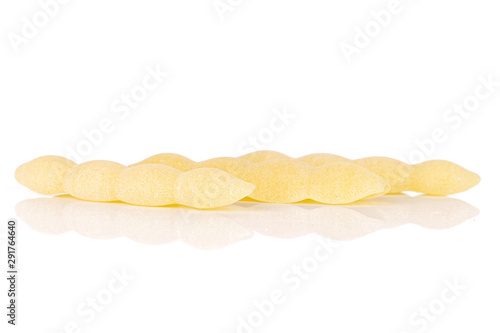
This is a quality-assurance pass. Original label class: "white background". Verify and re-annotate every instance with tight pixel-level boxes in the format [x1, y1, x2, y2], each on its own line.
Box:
[1, 0, 499, 332]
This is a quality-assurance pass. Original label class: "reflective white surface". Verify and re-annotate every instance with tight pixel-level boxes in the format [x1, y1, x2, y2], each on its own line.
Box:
[2, 0, 500, 331]
[4, 191, 496, 333]
[16, 194, 479, 248]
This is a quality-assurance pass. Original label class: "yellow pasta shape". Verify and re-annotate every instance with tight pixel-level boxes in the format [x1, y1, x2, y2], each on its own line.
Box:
[63, 160, 126, 202]
[134, 155, 390, 204]
[407, 159, 481, 196]
[15, 156, 254, 209]
[129, 153, 194, 171]
[239, 150, 290, 163]
[240, 150, 350, 165]
[241, 151, 480, 195]
[15, 155, 76, 194]
[296, 153, 351, 166]
[116, 164, 255, 208]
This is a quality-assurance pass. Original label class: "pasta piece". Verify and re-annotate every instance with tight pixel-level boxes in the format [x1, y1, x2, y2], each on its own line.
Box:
[240, 151, 480, 195]
[16, 157, 254, 209]
[15, 156, 76, 194]
[135, 156, 390, 204]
